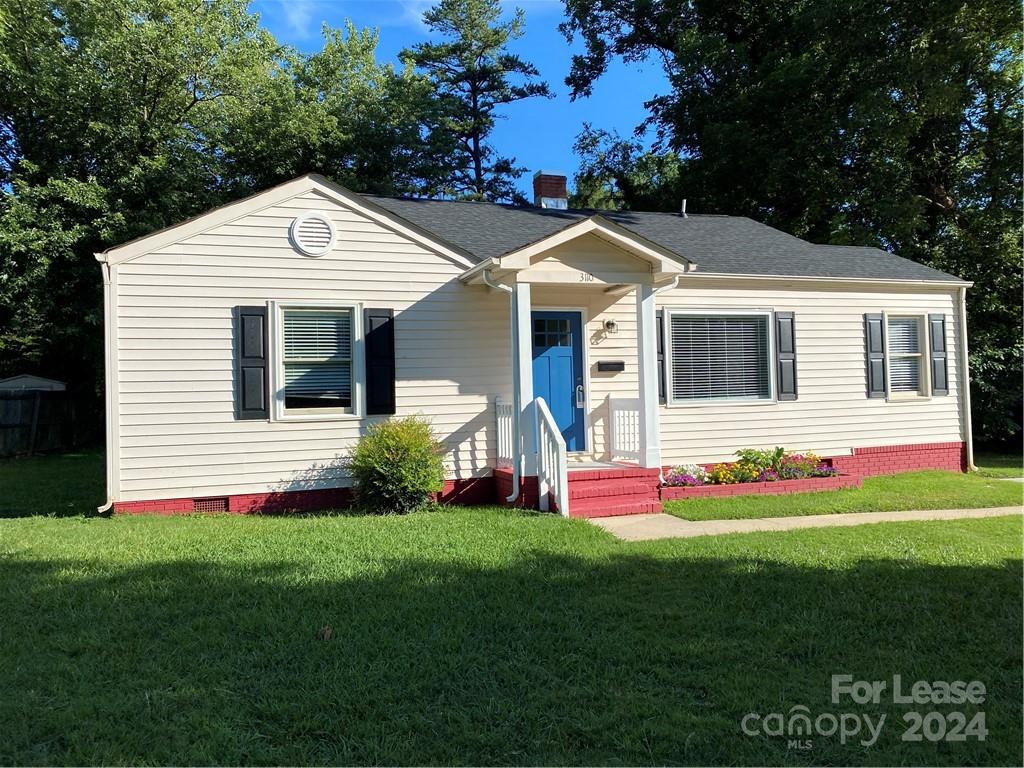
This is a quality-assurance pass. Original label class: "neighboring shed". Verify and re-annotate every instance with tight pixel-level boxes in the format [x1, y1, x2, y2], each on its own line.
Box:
[0, 375, 72, 457]
[0, 375, 67, 392]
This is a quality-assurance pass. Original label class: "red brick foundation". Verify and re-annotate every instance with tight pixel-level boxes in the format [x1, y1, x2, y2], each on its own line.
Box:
[828, 442, 967, 476]
[113, 477, 495, 515]
[112, 442, 966, 515]
[494, 468, 540, 508]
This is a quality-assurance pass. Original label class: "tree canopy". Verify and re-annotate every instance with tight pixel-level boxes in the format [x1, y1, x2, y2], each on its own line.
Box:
[563, 0, 1022, 443]
[0, 0, 518, 418]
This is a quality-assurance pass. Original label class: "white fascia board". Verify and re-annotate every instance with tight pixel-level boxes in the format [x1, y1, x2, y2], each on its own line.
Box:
[98, 174, 477, 269]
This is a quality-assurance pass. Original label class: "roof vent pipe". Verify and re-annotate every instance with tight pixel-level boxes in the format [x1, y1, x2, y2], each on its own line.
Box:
[680, 199, 688, 218]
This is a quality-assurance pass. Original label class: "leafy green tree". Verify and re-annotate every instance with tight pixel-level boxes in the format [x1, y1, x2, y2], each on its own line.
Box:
[0, 0, 280, 407]
[562, 0, 1022, 444]
[403, 0, 551, 202]
[0, 0, 454, 425]
[219, 23, 452, 196]
[570, 126, 684, 211]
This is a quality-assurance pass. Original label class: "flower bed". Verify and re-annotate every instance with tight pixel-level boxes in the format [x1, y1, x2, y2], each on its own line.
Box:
[661, 473, 862, 500]
[662, 447, 862, 500]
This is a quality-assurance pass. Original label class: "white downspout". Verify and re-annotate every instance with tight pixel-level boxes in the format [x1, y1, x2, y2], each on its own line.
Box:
[957, 286, 976, 471]
[96, 257, 115, 514]
[482, 269, 522, 502]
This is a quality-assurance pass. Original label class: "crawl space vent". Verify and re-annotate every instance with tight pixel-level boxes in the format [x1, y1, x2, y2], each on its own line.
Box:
[289, 211, 336, 256]
[193, 497, 229, 513]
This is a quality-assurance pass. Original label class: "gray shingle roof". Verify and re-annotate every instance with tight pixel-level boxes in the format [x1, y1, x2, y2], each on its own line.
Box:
[367, 195, 965, 283]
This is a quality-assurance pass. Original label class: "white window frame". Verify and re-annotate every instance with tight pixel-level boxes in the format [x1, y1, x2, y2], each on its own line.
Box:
[883, 311, 932, 401]
[663, 308, 776, 407]
[270, 299, 364, 421]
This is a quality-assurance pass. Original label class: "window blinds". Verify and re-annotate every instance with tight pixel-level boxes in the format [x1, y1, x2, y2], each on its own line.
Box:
[282, 310, 353, 407]
[669, 314, 771, 401]
[887, 316, 922, 392]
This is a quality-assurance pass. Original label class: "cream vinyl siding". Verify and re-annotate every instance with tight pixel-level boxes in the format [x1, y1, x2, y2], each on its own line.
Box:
[656, 280, 963, 464]
[114, 189, 511, 501]
[517, 232, 655, 285]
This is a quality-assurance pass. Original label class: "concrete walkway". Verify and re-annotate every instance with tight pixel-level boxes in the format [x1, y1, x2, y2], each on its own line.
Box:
[591, 506, 1023, 542]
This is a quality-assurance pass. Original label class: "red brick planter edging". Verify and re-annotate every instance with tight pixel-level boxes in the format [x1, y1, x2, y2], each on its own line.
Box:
[660, 473, 862, 500]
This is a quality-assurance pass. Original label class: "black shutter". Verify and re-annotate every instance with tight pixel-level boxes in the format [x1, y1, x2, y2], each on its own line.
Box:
[235, 305, 268, 419]
[775, 311, 798, 400]
[864, 313, 887, 398]
[929, 314, 949, 395]
[364, 308, 396, 415]
[656, 309, 666, 404]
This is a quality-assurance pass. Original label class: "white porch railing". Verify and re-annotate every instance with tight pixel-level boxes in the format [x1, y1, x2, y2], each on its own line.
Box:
[494, 396, 514, 468]
[535, 397, 569, 516]
[608, 397, 642, 462]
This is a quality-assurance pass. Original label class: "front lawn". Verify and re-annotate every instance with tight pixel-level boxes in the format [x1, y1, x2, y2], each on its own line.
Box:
[664, 470, 1022, 521]
[1, 509, 1020, 765]
[0, 450, 104, 517]
[975, 451, 1024, 479]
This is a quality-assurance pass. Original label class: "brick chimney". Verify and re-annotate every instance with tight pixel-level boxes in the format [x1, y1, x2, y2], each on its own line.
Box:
[533, 170, 568, 209]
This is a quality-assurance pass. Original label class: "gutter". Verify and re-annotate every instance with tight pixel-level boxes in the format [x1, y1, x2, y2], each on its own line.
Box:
[652, 274, 681, 296]
[683, 272, 972, 289]
[458, 258, 498, 283]
[957, 286, 976, 471]
[480, 269, 522, 502]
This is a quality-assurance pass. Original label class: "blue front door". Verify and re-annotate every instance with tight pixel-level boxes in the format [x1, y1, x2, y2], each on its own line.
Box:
[532, 311, 585, 451]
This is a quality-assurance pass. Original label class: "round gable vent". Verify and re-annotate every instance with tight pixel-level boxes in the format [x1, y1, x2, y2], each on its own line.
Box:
[289, 211, 336, 256]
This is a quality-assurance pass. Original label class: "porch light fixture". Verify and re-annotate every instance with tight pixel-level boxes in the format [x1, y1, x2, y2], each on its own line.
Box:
[604, 319, 618, 334]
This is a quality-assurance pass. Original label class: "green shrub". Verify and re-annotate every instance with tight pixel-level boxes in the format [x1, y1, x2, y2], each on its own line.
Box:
[349, 416, 445, 514]
[734, 446, 786, 472]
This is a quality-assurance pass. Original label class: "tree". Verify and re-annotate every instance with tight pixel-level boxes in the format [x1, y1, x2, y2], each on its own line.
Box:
[0, 0, 281, 411]
[562, 0, 1022, 445]
[403, 0, 551, 202]
[570, 125, 684, 211]
[219, 23, 452, 197]
[0, 0, 454, 428]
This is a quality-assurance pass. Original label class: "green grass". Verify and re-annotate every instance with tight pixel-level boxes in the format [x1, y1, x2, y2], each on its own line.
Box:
[975, 451, 1024, 479]
[1, 451, 1021, 763]
[1, 508, 1021, 765]
[664, 470, 1023, 521]
[0, 450, 105, 517]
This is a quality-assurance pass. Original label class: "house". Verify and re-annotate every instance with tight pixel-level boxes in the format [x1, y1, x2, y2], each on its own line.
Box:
[96, 172, 973, 517]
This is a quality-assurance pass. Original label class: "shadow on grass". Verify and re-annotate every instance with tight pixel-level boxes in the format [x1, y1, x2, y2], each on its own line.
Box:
[1, 550, 1020, 766]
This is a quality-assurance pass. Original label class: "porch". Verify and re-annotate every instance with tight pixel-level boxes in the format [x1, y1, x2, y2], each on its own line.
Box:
[459, 217, 694, 518]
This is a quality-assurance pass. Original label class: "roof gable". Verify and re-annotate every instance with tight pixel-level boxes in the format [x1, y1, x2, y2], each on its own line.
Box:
[98, 174, 476, 268]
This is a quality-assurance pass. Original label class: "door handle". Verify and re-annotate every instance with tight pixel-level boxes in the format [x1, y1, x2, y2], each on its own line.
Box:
[575, 384, 585, 408]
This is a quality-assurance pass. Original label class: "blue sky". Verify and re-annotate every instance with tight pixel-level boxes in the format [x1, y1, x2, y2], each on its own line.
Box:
[250, 0, 668, 198]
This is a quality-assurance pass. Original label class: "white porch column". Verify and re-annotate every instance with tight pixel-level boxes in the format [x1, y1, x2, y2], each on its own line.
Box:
[511, 281, 537, 476]
[636, 283, 662, 469]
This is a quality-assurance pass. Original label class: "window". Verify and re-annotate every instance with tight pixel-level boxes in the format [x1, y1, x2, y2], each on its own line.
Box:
[667, 311, 772, 403]
[887, 315, 926, 395]
[281, 308, 354, 413]
[533, 317, 571, 347]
